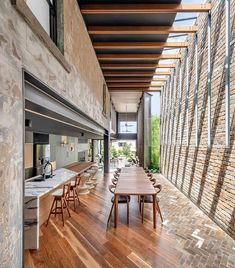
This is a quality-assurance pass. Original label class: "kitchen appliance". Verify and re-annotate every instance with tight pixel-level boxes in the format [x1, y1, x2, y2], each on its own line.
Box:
[34, 144, 50, 176]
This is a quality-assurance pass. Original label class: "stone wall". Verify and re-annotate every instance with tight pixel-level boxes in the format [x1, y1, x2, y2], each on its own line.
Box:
[161, 0, 235, 239]
[0, 0, 110, 267]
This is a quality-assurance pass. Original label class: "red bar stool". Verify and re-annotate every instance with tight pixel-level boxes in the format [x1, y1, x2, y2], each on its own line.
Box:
[67, 176, 81, 211]
[46, 183, 71, 226]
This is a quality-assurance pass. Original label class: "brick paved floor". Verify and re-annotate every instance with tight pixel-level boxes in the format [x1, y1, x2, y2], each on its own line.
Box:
[151, 174, 235, 268]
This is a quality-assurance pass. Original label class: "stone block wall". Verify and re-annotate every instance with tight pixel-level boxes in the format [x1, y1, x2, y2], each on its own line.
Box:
[0, 0, 110, 266]
[161, 0, 235, 239]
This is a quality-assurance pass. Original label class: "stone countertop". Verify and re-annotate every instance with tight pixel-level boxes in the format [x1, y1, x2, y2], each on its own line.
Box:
[25, 168, 77, 198]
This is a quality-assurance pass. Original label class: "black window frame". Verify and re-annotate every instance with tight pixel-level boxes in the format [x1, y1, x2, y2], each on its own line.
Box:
[46, 0, 57, 46]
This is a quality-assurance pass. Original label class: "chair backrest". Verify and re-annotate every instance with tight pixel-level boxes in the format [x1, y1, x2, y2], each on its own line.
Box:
[154, 184, 162, 194]
[108, 184, 116, 194]
[62, 182, 71, 197]
[75, 176, 81, 186]
[112, 178, 117, 185]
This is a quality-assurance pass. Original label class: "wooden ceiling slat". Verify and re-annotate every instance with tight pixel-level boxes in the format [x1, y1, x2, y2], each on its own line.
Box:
[109, 88, 162, 92]
[106, 77, 167, 82]
[101, 63, 176, 69]
[103, 71, 171, 76]
[88, 26, 198, 34]
[94, 41, 188, 49]
[81, 4, 211, 14]
[98, 53, 181, 60]
[107, 83, 165, 87]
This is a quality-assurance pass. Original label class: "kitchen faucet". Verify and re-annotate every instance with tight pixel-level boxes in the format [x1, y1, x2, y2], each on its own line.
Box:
[43, 161, 53, 179]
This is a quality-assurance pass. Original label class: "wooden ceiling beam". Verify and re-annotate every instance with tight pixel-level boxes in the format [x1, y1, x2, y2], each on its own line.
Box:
[103, 71, 171, 76]
[105, 77, 167, 82]
[88, 26, 197, 34]
[109, 88, 162, 92]
[94, 41, 188, 49]
[98, 53, 181, 60]
[101, 63, 176, 69]
[81, 4, 211, 14]
[107, 83, 165, 87]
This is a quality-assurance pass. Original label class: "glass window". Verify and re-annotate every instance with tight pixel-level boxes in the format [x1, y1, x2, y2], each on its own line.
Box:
[26, 0, 58, 46]
[119, 121, 137, 134]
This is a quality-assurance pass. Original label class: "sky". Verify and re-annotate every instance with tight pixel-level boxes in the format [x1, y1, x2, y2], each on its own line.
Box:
[150, 0, 203, 116]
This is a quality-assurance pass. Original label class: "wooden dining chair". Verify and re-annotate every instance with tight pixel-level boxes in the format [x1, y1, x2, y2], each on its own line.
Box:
[111, 178, 118, 186]
[107, 185, 130, 227]
[113, 174, 119, 180]
[140, 184, 163, 223]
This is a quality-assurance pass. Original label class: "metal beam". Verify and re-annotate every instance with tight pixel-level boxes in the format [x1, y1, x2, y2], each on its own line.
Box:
[208, 12, 212, 148]
[81, 4, 211, 14]
[88, 26, 198, 34]
[194, 33, 199, 147]
[185, 49, 189, 146]
[94, 42, 188, 49]
[225, 0, 231, 148]
[179, 61, 183, 145]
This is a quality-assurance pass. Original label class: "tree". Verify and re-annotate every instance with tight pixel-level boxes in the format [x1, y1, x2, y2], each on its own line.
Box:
[121, 143, 133, 158]
[110, 145, 118, 158]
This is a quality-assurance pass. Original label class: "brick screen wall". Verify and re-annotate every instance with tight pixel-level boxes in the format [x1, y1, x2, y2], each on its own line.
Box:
[161, 0, 235, 239]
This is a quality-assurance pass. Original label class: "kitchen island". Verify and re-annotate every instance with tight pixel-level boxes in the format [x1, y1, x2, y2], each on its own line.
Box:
[24, 162, 96, 249]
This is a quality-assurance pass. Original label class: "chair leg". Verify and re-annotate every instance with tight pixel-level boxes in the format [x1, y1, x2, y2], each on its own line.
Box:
[54, 200, 57, 217]
[72, 188, 76, 211]
[107, 203, 114, 226]
[141, 197, 145, 223]
[60, 198, 64, 226]
[156, 201, 163, 223]
[46, 198, 55, 226]
[64, 198, 71, 218]
[75, 189, 80, 205]
[126, 197, 129, 225]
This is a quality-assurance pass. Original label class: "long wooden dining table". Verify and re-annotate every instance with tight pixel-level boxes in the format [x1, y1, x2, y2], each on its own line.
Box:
[114, 166, 157, 228]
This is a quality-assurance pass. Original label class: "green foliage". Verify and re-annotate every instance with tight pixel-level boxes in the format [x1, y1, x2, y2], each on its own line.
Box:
[110, 145, 118, 158]
[110, 143, 134, 159]
[149, 115, 160, 172]
[121, 143, 133, 158]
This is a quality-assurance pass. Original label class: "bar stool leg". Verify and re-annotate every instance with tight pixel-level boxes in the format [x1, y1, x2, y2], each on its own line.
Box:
[46, 198, 55, 226]
[54, 200, 57, 217]
[60, 198, 64, 226]
[75, 189, 80, 205]
[73, 188, 76, 211]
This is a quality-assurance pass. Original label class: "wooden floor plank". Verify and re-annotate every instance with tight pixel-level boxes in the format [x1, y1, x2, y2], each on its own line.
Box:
[24, 172, 235, 268]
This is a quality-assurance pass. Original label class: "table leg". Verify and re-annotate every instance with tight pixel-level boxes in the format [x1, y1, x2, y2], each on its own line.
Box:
[153, 194, 156, 228]
[114, 194, 118, 228]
